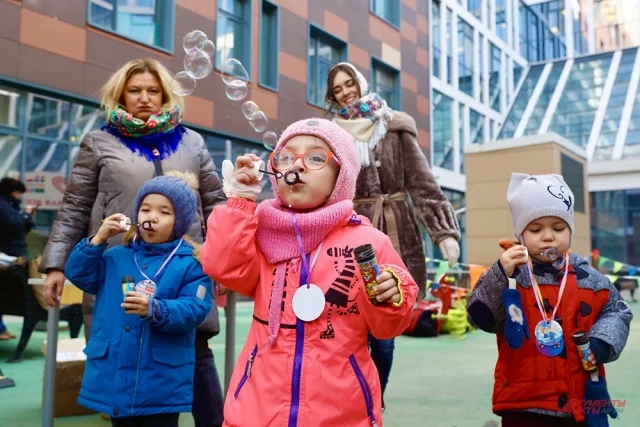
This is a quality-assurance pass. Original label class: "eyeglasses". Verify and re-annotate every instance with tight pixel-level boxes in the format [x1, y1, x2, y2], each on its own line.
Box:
[269, 148, 340, 172]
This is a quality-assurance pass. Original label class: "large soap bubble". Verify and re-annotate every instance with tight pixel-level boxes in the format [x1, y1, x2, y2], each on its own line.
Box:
[221, 58, 249, 84]
[241, 101, 260, 119]
[248, 111, 269, 133]
[183, 30, 208, 53]
[184, 50, 213, 80]
[225, 80, 248, 101]
[262, 131, 278, 150]
[171, 71, 197, 96]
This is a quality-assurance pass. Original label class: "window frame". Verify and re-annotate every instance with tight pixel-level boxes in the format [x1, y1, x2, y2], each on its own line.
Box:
[369, 0, 401, 29]
[87, 0, 176, 54]
[215, 0, 253, 80]
[306, 24, 348, 109]
[258, 0, 280, 91]
[370, 57, 401, 110]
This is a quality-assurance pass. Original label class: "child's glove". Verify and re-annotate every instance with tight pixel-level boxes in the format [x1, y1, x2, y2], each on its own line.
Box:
[503, 278, 529, 349]
[222, 158, 263, 201]
[584, 376, 618, 426]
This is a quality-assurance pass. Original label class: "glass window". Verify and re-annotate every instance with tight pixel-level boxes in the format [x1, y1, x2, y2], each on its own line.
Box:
[0, 135, 22, 178]
[522, 60, 566, 136]
[594, 49, 636, 161]
[432, 0, 441, 79]
[432, 90, 454, 170]
[370, 0, 400, 26]
[371, 59, 400, 109]
[623, 69, 640, 159]
[0, 85, 102, 235]
[591, 189, 640, 266]
[498, 64, 544, 139]
[470, 109, 484, 143]
[458, 18, 474, 97]
[216, 0, 251, 75]
[447, 8, 453, 85]
[260, 1, 279, 90]
[495, 0, 507, 42]
[478, 33, 484, 102]
[549, 53, 614, 149]
[467, 0, 482, 21]
[0, 88, 21, 128]
[513, 63, 524, 90]
[88, 0, 173, 51]
[489, 43, 501, 112]
[308, 26, 347, 107]
[459, 105, 464, 173]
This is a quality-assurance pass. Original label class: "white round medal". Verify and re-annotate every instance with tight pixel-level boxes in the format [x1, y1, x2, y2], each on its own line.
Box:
[292, 284, 325, 322]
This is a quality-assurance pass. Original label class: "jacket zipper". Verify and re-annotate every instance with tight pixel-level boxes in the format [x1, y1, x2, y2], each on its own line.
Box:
[349, 355, 378, 426]
[131, 323, 146, 414]
[234, 344, 258, 399]
[288, 258, 309, 427]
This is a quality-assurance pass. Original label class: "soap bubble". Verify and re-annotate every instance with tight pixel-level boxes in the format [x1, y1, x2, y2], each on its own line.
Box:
[184, 50, 212, 80]
[241, 101, 260, 119]
[171, 71, 197, 96]
[225, 80, 248, 101]
[262, 131, 278, 150]
[221, 58, 249, 84]
[200, 40, 215, 57]
[248, 111, 269, 132]
[183, 30, 208, 53]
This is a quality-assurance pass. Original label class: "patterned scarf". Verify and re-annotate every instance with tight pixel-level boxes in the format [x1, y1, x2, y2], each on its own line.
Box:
[102, 106, 186, 161]
[332, 93, 394, 167]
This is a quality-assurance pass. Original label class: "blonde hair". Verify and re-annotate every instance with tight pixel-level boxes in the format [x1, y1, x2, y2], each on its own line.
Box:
[99, 58, 184, 114]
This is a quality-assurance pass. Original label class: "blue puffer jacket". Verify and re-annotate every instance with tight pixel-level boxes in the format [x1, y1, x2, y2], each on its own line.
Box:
[65, 236, 212, 418]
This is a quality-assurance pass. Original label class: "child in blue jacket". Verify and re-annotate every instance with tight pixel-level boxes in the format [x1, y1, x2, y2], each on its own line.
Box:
[65, 173, 213, 427]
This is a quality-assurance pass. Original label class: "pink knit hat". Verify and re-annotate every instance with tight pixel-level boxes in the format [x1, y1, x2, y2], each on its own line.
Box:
[269, 118, 359, 205]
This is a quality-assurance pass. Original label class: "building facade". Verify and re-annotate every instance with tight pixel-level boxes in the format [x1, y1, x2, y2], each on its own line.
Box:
[430, 0, 640, 265]
[0, 0, 430, 240]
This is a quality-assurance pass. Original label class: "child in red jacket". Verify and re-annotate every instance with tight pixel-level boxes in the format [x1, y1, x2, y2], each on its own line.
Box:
[468, 173, 632, 427]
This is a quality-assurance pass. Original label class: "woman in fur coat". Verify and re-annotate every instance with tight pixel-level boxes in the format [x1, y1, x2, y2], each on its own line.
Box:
[325, 62, 462, 410]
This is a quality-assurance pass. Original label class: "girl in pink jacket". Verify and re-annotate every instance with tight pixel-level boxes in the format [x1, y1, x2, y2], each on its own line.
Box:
[201, 118, 418, 427]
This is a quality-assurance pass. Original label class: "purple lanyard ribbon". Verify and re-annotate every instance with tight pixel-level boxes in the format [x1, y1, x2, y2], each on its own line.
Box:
[290, 212, 322, 286]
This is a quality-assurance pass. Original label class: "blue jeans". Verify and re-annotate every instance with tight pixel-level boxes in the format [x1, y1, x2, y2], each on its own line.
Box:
[368, 333, 395, 394]
[0, 315, 6, 334]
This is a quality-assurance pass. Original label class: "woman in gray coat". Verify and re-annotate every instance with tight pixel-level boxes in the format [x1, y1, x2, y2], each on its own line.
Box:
[40, 58, 225, 427]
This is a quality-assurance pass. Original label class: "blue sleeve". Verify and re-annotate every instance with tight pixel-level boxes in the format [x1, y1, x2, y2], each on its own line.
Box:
[64, 238, 108, 295]
[146, 260, 213, 334]
[467, 261, 510, 333]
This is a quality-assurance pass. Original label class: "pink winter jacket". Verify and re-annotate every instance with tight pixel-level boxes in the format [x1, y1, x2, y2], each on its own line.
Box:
[201, 198, 418, 427]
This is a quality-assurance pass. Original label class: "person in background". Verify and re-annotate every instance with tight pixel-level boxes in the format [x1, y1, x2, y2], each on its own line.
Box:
[0, 177, 36, 340]
[39, 58, 225, 426]
[325, 62, 461, 410]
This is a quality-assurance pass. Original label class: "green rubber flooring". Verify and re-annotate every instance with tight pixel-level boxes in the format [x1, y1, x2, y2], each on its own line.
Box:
[0, 299, 637, 427]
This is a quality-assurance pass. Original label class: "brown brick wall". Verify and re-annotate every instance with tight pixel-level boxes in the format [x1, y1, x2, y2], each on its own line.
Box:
[0, 0, 430, 155]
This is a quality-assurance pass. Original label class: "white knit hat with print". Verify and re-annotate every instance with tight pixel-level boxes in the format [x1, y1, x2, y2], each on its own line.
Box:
[506, 173, 575, 238]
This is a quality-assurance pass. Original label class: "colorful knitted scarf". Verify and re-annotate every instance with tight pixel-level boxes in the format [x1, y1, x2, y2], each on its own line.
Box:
[102, 106, 186, 161]
[332, 92, 394, 167]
